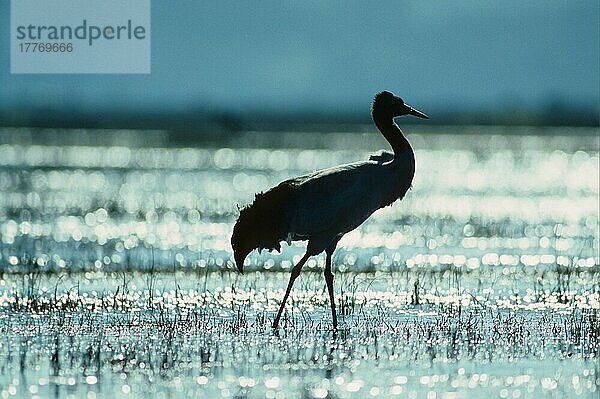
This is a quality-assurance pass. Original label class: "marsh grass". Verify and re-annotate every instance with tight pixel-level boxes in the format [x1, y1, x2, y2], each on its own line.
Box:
[0, 280, 598, 398]
[1, 255, 596, 397]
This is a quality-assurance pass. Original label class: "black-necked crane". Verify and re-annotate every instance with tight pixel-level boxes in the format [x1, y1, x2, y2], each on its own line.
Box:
[231, 91, 428, 329]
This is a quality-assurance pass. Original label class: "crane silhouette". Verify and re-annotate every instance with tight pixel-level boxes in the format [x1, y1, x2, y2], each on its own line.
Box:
[231, 91, 428, 329]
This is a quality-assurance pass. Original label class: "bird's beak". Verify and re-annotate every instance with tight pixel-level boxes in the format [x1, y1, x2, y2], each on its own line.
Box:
[405, 104, 429, 119]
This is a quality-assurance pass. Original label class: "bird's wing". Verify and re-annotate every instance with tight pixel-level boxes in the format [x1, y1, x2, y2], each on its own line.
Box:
[280, 160, 396, 239]
[368, 150, 395, 163]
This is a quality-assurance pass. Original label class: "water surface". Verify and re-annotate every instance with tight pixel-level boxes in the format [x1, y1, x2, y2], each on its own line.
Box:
[0, 126, 598, 398]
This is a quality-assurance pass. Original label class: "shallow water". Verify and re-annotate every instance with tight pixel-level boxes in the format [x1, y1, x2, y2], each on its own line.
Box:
[0, 126, 598, 398]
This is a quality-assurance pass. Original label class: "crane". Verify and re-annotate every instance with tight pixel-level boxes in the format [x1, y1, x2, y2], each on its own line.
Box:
[231, 91, 429, 329]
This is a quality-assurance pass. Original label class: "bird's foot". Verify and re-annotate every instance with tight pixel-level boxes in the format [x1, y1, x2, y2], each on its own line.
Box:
[272, 317, 281, 329]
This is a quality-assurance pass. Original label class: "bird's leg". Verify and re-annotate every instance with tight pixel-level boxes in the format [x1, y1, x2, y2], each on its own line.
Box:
[324, 244, 338, 330]
[273, 252, 310, 329]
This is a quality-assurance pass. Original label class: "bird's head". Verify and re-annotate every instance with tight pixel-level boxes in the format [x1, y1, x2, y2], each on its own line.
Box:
[373, 91, 429, 119]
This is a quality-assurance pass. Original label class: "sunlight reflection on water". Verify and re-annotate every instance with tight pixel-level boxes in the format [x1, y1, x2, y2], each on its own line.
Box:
[0, 127, 598, 398]
[1, 131, 598, 262]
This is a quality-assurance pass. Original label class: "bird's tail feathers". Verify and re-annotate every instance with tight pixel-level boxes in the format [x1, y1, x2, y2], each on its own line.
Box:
[231, 184, 293, 272]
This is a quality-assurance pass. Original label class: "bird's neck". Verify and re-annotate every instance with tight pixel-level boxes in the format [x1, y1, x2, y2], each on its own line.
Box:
[373, 113, 412, 156]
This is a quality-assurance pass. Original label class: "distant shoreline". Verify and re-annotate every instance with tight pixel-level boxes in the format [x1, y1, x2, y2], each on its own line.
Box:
[0, 125, 597, 152]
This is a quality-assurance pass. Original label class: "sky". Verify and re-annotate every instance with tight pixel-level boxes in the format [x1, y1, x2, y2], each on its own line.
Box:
[0, 1, 598, 118]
